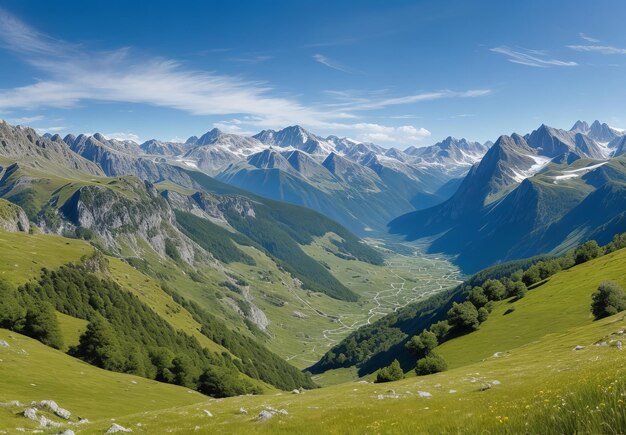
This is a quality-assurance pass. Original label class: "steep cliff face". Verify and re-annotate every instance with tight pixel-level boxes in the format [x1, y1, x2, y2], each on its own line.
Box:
[162, 189, 256, 223]
[0, 198, 29, 232]
[49, 178, 198, 263]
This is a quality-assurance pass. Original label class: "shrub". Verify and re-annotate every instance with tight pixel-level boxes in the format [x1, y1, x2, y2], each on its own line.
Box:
[375, 359, 404, 383]
[429, 320, 451, 341]
[591, 281, 626, 320]
[405, 330, 438, 356]
[415, 352, 447, 376]
[477, 307, 489, 323]
[509, 281, 528, 299]
[447, 301, 480, 332]
[22, 302, 63, 349]
[483, 279, 506, 301]
[522, 266, 541, 286]
[468, 286, 488, 308]
[575, 240, 602, 265]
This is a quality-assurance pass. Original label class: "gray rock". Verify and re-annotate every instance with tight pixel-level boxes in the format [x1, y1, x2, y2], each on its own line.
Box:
[255, 410, 273, 422]
[0, 200, 29, 233]
[106, 423, 133, 433]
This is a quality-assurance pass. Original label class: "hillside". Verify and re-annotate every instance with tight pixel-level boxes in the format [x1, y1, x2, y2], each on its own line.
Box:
[3, 253, 624, 432]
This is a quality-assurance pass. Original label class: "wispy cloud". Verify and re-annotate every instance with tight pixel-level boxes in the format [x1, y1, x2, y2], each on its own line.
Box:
[303, 37, 359, 48]
[347, 123, 431, 144]
[104, 132, 142, 142]
[33, 125, 66, 134]
[313, 54, 353, 73]
[490, 46, 578, 67]
[0, 9, 490, 148]
[227, 54, 273, 64]
[579, 33, 600, 43]
[11, 114, 44, 124]
[326, 89, 491, 111]
[568, 44, 626, 55]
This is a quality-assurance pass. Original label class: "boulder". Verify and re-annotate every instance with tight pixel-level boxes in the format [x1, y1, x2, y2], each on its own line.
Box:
[106, 423, 133, 433]
[256, 410, 273, 422]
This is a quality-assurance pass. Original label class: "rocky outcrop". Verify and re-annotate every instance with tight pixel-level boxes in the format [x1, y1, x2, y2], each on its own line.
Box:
[0, 198, 29, 232]
[162, 190, 256, 221]
[52, 178, 197, 263]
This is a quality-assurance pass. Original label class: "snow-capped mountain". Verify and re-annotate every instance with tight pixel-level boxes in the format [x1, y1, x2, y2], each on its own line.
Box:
[570, 120, 623, 144]
[405, 137, 491, 175]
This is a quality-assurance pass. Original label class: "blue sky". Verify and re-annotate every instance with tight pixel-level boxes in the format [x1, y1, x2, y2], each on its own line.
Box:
[0, 0, 625, 147]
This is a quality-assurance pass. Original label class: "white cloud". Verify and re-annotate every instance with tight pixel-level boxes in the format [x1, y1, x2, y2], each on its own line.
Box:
[104, 132, 141, 143]
[579, 33, 600, 43]
[0, 9, 490, 148]
[325, 89, 491, 111]
[227, 54, 273, 64]
[11, 114, 44, 124]
[313, 54, 352, 73]
[347, 123, 431, 145]
[490, 46, 578, 67]
[34, 125, 66, 134]
[568, 44, 626, 55]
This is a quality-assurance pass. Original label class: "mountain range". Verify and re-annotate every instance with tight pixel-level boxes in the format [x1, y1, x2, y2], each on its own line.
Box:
[48, 124, 491, 235]
[390, 120, 626, 272]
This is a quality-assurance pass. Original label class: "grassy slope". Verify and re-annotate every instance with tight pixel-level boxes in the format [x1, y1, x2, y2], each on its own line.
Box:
[0, 231, 93, 285]
[437, 247, 626, 368]
[64, 303, 626, 434]
[1, 242, 626, 433]
[0, 329, 207, 431]
[69, 248, 625, 433]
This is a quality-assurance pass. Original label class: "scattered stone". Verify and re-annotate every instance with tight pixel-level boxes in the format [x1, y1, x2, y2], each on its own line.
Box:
[0, 340, 9, 348]
[22, 407, 60, 428]
[417, 391, 432, 398]
[106, 423, 133, 433]
[292, 311, 308, 319]
[617, 341, 623, 350]
[291, 389, 300, 394]
[256, 410, 273, 422]
[238, 407, 248, 415]
[58, 430, 75, 435]
[34, 400, 71, 419]
[480, 383, 492, 391]
[130, 380, 137, 384]
[357, 380, 369, 384]
[78, 418, 90, 425]
[0, 400, 22, 407]
[596, 341, 609, 347]
[23, 408, 38, 421]
[491, 380, 501, 385]
[449, 389, 457, 394]
[203, 410, 213, 417]
[572, 345, 585, 351]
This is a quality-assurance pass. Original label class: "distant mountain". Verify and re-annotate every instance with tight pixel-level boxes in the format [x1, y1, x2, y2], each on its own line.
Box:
[0, 121, 102, 176]
[390, 121, 626, 272]
[571, 119, 623, 143]
[140, 139, 189, 156]
[405, 136, 491, 176]
[253, 125, 335, 156]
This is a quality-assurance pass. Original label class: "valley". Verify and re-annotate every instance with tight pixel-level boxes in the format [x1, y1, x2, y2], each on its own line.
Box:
[280, 236, 461, 369]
